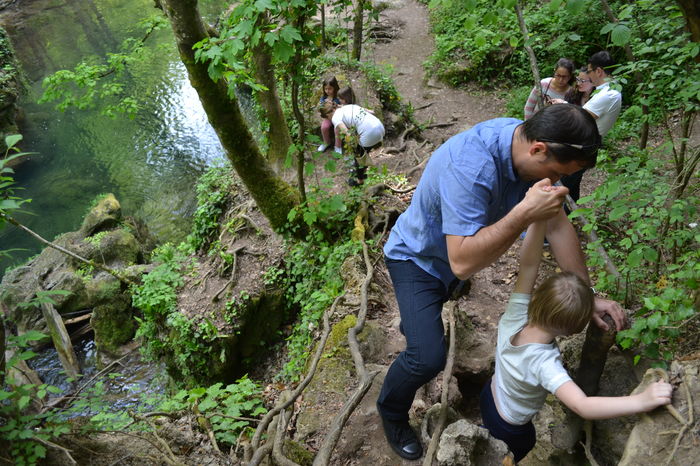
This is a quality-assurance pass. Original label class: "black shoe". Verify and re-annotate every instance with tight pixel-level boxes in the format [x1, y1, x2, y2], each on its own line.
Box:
[379, 414, 423, 460]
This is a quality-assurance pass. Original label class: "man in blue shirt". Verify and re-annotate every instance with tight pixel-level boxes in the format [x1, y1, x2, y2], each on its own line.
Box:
[377, 104, 625, 460]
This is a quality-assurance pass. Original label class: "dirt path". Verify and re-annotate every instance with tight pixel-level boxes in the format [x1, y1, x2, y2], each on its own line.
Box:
[319, 1, 523, 464]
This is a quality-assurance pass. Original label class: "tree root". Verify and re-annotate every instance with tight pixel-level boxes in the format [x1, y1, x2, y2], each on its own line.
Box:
[384, 125, 420, 154]
[424, 121, 455, 129]
[312, 237, 378, 466]
[579, 420, 601, 466]
[246, 296, 341, 461]
[34, 436, 77, 465]
[212, 246, 245, 302]
[665, 376, 694, 465]
[423, 302, 456, 466]
[272, 392, 300, 466]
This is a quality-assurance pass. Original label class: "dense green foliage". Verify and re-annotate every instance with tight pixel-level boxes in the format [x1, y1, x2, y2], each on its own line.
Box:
[428, 0, 699, 366]
[276, 182, 363, 380]
[0, 331, 67, 465]
[426, 0, 610, 86]
[573, 150, 698, 365]
[160, 376, 266, 445]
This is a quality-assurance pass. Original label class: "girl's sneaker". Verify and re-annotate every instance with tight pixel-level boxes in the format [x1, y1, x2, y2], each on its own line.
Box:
[317, 143, 329, 152]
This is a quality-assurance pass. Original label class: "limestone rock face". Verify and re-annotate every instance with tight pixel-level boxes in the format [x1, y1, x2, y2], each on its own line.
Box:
[436, 419, 513, 466]
[618, 361, 700, 466]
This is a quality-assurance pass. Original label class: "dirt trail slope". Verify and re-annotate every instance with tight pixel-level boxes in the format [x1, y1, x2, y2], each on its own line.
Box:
[316, 1, 522, 464]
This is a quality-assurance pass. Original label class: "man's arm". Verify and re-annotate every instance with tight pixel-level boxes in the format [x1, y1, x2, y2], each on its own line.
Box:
[446, 179, 567, 280]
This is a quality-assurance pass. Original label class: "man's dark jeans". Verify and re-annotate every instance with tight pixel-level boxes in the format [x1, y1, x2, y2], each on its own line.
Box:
[377, 258, 457, 422]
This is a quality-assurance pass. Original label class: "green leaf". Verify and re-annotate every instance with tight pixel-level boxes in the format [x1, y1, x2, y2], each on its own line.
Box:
[280, 25, 302, 44]
[608, 206, 627, 221]
[548, 0, 563, 13]
[627, 249, 643, 267]
[474, 34, 487, 48]
[565, 0, 586, 15]
[611, 24, 632, 46]
[5, 134, 22, 149]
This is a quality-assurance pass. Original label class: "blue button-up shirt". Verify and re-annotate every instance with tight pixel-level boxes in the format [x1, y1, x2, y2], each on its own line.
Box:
[384, 118, 533, 287]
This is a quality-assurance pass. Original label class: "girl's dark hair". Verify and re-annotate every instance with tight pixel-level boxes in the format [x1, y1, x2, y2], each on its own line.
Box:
[520, 104, 601, 167]
[338, 86, 356, 105]
[555, 58, 575, 85]
[322, 76, 340, 97]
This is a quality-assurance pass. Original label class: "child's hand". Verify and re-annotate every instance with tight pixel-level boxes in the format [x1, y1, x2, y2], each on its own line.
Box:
[639, 380, 673, 411]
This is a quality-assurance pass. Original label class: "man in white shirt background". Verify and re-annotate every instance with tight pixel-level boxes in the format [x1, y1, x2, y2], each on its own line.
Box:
[562, 51, 622, 202]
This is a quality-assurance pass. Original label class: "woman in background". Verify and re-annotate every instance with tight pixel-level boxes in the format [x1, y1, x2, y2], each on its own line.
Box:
[523, 58, 575, 119]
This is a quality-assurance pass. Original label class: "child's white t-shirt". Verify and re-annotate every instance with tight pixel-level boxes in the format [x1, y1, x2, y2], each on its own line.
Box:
[493, 293, 572, 425]
[331, 104, 385, 148]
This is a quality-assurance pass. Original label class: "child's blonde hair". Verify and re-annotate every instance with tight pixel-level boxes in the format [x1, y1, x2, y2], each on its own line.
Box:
[528, 272, 594, 335]
[319, 100, 337, 118]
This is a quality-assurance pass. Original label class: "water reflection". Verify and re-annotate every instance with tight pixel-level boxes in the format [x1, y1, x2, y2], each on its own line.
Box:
[28, 339, 166, 414]
[0, 0, 228, 276]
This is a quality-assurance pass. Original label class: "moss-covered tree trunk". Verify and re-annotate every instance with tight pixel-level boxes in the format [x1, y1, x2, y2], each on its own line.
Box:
[252, 42, 293, 168]
[352, 0, 366, 61]
[158, 0, 300, 231]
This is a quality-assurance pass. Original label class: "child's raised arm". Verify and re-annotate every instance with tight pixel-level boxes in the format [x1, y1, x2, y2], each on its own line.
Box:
[555, 379, 673, 420]
[513, 220, 546, 294]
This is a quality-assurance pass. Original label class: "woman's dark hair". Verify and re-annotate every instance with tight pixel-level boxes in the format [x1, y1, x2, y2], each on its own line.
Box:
[322, 76, 340, 97]
[338, 86, 356, 105]
[554, 58, 575, 85]
[565, 67, 593, 106]
[521, 104, 601, 168]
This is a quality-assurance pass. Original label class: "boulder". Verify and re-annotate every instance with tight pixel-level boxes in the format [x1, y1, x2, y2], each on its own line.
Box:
[618, 361, 700, 466]
[436, 419, 513, 466]
[0, 195, 154, 355]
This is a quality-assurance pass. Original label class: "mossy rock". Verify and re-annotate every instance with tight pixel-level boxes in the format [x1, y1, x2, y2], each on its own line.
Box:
[80, 194, 122, 236]
[91, 293, 135, 356]
[283, 439, 314, 466]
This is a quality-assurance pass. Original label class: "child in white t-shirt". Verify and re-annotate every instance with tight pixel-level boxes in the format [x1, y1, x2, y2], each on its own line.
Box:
[319, 101, 385, 186]
[481, 218, 673, 463]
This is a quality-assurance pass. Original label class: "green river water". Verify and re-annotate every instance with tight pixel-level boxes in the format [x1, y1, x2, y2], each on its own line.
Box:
[0, 0, 231, 277]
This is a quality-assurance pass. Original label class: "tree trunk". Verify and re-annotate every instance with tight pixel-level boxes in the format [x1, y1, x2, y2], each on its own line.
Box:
[352, 0, 365, 61]
[551, 315, 617, 450]
[158, 0, 300, 232]
[41, 302, 80, 379]
[252, 42, 293, 168]
[677, 0, 700, 44]
[515, 1, 543, 109]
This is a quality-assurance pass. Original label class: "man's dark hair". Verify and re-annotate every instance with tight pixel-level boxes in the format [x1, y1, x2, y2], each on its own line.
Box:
[521, 104, 601, 168]
[588, 51, 616, 76]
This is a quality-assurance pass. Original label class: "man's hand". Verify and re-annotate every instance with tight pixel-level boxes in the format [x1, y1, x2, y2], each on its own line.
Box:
[592, 297, 626, 331]
[520, 179, 569, 222]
